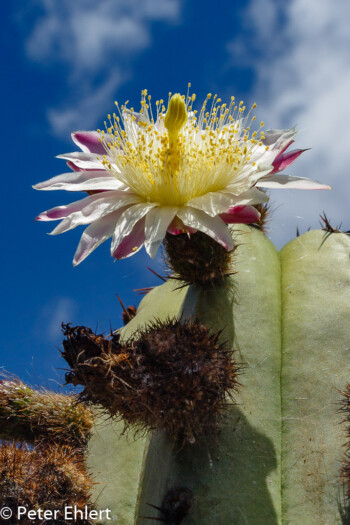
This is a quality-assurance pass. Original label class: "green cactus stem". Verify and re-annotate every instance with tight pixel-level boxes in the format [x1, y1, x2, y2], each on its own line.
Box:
[85, 226, 281, 524]
[68, 226, 350, 524]
[280, 230, 350, 524]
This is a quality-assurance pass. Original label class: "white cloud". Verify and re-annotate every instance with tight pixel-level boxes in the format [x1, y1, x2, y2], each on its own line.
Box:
[22, 0, 182, 136]
[228, 0, 350, 247]
[47, 70, 125, 136]
[27, 0, 180, 68]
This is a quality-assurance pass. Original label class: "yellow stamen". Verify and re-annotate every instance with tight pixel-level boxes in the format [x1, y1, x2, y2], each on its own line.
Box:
[100, 88, 264, 207]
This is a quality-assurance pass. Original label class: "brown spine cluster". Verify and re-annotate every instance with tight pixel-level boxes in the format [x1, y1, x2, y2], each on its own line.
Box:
[62, 320, 239, 444]
[163, 231, 236, 285]
[0, 375, 93, 447]
[250, 202, 271, 233]
[0, 442, 93, 524]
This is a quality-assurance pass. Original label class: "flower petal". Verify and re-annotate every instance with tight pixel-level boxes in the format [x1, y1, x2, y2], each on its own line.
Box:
[50, 193, 142, 235]
[73, 209, 126, 266]
[187, 192, 235, 217]
[56, 152, 105, 170]
[144, 206, 179, 258]
[256, 175, 332, 190]
[112, 217, 146, 259]
[35, 174, 126, 192]
[36, 192, 109, 221]
[221, 187, 269, 205]
[271, 149, 309, 174]
[66, 160, 106, 172]
[262, 128, 298, 147]
[33, 170, 114, 191]
[177, 207, 234, 251]
[220, 205, 261, 224]
[167, 217, 197, 235]
[72, 131, 107, 155]
[111, 203, 156, 255]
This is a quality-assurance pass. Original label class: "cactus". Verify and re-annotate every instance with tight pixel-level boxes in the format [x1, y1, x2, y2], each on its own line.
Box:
[0, 225, 350, 525]
[74, 225, 349, 524]
[2, 224, 350, 524]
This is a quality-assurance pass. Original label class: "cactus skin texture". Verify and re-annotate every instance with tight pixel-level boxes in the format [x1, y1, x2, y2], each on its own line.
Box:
[86, 226, 350, 525]
[280, 230, 350, 524]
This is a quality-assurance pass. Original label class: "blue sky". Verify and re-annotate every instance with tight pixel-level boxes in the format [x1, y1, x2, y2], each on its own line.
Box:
[2, 0, 350, 387]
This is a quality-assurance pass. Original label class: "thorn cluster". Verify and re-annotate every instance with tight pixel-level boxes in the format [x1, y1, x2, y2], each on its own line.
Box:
[250, 201, 271, 233]
[320, 212, 349, 235]
[0, 375, 93, 447]
[144, 487, 194, 524]
[0, 442, 93, 524]
[163, 231, 236, 285]
[62, 320, 239, 444]
[122, 306, 137, 325]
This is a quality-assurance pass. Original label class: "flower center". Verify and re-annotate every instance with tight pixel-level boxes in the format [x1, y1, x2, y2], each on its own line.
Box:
[99, 86, 267, 206]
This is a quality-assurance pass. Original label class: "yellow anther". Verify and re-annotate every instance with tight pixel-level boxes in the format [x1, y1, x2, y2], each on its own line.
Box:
[164, 93, 188, 139]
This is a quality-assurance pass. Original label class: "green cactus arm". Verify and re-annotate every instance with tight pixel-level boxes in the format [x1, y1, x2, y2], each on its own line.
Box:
[134, 226, 282, 524]
[87, 415, 147, 525]
[280, 230, 350, 524]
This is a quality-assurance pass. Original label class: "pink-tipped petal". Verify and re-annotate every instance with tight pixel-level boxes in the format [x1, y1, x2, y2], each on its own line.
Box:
[50, 193, 142, 235]
[167, 217, 197, 235]
[112, 217, 146, 259]
[35, 191, 121, 222]
[276, 140, 294, 156]
[220, 205, 261, 224]
[67, 161, 82, 172]
[72, 131, 106, 155]
[111, 203, 156, 255]
[271, 149, 309, 174]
